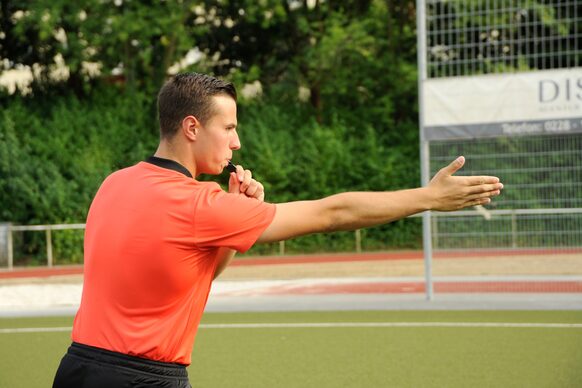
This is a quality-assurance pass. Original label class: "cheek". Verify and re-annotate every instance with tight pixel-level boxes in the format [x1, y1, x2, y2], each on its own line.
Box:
[223, 134, 233, 147]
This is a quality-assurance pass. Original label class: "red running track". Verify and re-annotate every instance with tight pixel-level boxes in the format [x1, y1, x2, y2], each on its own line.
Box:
[235, 281, 582, 296]
[1, 251, 581, 293]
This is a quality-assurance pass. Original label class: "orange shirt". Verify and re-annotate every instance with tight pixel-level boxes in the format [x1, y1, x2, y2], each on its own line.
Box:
[72, 158, 276, 365]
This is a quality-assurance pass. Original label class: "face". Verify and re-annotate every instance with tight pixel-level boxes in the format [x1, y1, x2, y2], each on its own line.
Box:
[193, 95, 240, 175]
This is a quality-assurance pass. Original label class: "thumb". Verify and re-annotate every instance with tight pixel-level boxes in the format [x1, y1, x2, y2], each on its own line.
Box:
[228, 172, 241, 194]
[442, 156, 465, 176]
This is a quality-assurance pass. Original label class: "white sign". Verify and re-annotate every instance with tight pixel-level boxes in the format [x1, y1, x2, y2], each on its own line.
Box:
[423, 68, 582, 139]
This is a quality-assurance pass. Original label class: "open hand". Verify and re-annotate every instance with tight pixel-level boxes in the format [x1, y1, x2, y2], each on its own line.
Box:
[428, 156, 503, 211]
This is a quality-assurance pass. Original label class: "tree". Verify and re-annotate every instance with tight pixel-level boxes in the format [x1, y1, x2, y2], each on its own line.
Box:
[1, 0, 201, 94]
[425, 0, 582, 77]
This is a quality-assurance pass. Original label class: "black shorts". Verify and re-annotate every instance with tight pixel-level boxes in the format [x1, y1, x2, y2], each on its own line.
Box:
[52, 342, 192, 388]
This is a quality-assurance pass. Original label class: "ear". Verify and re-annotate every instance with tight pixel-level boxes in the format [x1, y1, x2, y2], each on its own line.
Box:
[181, 115, 200, 141]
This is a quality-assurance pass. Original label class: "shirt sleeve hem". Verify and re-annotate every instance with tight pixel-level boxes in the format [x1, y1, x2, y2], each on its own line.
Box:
[235, 203, 277, 254]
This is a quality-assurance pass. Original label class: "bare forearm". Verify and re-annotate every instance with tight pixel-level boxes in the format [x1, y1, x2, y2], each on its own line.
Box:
[259, 158, 503, 244]
[259, 188, 434, 243]
[324, 188, 432, 231]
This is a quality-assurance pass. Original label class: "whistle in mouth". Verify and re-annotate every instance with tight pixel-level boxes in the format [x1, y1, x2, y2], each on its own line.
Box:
[226, 161, 237, 173]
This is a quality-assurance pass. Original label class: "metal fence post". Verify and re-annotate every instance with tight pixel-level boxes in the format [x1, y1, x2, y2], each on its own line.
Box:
[355, 229, 362, 253]
[1, 223, 13, 270]
[432, 214, 439, 250]
[7, 226, 12, 270]
[511, 211, 517, 248]
[417, 0, 433, 301]
[46, 227, 53, 267]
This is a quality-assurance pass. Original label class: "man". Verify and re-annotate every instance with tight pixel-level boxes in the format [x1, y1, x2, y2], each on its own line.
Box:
[53, 73, 503, 387]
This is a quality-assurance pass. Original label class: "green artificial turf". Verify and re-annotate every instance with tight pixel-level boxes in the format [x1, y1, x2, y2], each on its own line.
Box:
[0, 311, 581, 388]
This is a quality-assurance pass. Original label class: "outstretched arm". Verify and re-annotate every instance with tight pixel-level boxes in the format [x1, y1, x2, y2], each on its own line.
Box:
[258, 156, 502, 243]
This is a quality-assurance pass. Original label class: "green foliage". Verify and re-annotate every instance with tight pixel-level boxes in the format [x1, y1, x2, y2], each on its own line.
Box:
[53, 229, 85, 264]
[2, 0, 202, 94]
[0, 86, 158, 262]
[1, 0, 439, 261]
[236, 104, 394, 199]
[0, 0, 431, 260]
[227, 102, 422, 255]
[1, 87, 156, 222]
[1, 87, 422, 262]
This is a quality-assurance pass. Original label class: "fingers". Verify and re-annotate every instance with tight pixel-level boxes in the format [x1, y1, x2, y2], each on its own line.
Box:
[465, 181, 504, 194]
[239, 168, 252, 193]
[461, 195, 496, 209]
[234, 165, 246, 184]
[460, 186, 502, 211]
[227, 165, 246, 195]
[463, 176, 503, 207]
[228, 172, 240, 194]
[440, 156, 465, 176]
[430, 156, 505, 211]
[230, 165, 264, 201]
[245, 183, 258, 197]
[467, 176, 500, 185]
[245, 181, 265, 201]
[465, 197, 492, 207]
[466, 189, 501, 202]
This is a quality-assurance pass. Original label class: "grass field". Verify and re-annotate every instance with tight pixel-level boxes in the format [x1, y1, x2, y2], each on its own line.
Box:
[1, 310, 581, 387]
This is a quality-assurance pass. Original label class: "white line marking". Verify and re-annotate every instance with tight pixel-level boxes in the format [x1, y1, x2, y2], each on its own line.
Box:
[199, 322, 582, 329]
[1, 322, 582, 334]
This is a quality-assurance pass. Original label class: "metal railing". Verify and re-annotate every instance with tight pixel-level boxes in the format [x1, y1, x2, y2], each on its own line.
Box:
[2, 208, 581, 270]
[431, 208, 582, 251]
[5, 223, 85, 270]
[2, 223, 360, 269]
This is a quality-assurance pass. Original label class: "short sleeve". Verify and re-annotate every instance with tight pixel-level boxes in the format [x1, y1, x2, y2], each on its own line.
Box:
[192, 183, 276, 253]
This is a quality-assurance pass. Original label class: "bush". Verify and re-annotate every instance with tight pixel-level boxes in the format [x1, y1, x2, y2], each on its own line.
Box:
[1, 87, 422, 263]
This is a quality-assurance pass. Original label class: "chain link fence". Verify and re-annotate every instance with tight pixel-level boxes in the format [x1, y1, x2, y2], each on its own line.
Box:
[420, 0, 582, 297]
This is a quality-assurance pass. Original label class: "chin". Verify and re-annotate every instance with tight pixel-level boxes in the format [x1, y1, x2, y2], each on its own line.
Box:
[199, 164, 223, 176]
[212, 166, 225, 175]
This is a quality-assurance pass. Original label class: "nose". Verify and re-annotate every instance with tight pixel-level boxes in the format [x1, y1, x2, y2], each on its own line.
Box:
[230, 130, 241, 150]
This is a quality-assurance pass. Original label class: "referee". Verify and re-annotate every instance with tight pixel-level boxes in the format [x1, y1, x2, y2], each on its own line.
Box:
[53, 73, 503, 387]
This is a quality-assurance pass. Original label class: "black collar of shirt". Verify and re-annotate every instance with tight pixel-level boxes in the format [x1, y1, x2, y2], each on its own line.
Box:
[145, 156, 193, 178]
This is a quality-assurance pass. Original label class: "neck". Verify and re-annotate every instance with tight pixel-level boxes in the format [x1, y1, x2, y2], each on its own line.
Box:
[154, 140, 196, 177]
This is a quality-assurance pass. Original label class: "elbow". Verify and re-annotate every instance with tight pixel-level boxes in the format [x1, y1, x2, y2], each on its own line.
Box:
[323, 205, 351, 233]
[323, 215, 338, 233]
[319, 195, 354, 233]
